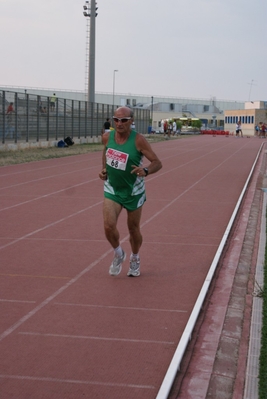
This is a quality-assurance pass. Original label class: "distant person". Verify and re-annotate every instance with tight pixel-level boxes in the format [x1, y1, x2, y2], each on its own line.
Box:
[167, 121, 172, 139]
[235, 121, 243, 137]
[6, 102, 14, 115]
[50, 93, 56, 112]
[255, 124, 259, 136]
[172, 120, 177, 136]
[238, 120, 243, 137]
[163, 120, 168, 137]
[103, 118, 111, 133]
[261, 123, 266, 138]
[160, 120, 164, 134]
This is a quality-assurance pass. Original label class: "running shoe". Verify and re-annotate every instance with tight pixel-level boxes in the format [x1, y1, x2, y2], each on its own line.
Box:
[127, 256, 140, 277]
[109, 250, 126, 276]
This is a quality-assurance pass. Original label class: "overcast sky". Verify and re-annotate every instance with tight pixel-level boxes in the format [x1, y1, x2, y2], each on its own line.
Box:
[1, 0, 266, 102]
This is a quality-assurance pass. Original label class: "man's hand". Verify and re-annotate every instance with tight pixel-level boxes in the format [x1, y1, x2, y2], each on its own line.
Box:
[99, 168, 107, 180]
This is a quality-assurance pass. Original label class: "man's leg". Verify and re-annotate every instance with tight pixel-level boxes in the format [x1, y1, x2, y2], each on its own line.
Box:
[127, 207, 143, 277]
[127, 206, 143, 254]
[103, 198, 126, 276]
[103, 197, 122, 249]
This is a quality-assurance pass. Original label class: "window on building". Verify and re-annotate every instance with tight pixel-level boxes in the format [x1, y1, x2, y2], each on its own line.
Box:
[252, 116, 254, 123]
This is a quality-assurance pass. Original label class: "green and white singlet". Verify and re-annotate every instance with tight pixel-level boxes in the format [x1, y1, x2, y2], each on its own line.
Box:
[104, 130, 146, 211]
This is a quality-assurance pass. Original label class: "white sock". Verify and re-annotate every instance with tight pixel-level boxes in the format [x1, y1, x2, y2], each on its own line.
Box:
[114, 246, 123, 257]
[130, 253, 139, 260]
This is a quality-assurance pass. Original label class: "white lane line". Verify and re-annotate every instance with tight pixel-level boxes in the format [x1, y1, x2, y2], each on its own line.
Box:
[55, 302, 187, 313]
[0, 178, 99, 212]
[0, 200, 102, 251]
[0, 155, 97, 177]
[18, 332, 175, 345]
[0, 247, 113, 342]
[147, 139, 251, 184]
[0, 166, 96, 191]
[0, 299, 36, 304]
[0, 374, 155, 390]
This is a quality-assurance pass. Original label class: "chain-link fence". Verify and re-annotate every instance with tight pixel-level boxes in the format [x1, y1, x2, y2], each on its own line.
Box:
[0, 90, 150, 144]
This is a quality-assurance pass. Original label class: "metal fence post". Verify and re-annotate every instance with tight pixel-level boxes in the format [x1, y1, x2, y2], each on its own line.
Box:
[26, 94, 29, 142]
[55, 98, 59, 140]
[72, 100, 74, 138]
[46, 96, 50, 142]
[14, 92, 18, 144]
[85, 102, 87, 138]
[78, 101, 81, 139]
[2, 91, 5, 144]
[64, 99, 66, 139]
[89, 102, 94, 138]
[37, 96, 40, 142]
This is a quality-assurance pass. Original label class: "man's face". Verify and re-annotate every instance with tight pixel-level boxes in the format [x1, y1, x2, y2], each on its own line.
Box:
[113, 109, 133, 134]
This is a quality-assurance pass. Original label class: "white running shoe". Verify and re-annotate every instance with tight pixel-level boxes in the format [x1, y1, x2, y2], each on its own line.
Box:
[109, 250, 126, 276]
[127, 256, 140, 277]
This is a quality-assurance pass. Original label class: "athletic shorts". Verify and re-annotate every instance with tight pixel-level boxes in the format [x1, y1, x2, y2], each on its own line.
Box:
[104, 191, 146, 211]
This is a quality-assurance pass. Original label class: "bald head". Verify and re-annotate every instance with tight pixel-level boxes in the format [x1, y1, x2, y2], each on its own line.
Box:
[115, 106, 134, 118]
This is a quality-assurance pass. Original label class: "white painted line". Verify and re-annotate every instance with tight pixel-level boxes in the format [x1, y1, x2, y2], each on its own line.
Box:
[0, 374, 155, 389]
[0, 178, 99, 212]
[55, 302, 187, 313]
[0, 247, 113, 342]
[0, 299, 36, 303]
[155, 143, 264, 399]
[0, 156, 96, 178]
[0, 166, 95, 191]
[0, 200, 103, 250]
[18, 331, 175, 345]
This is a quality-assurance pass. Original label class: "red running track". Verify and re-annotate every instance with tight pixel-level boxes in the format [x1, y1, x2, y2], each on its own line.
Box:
[0, 136, 264, 399]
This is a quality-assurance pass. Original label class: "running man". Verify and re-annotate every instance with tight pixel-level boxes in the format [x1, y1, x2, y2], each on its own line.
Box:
[99, 106, 162, 277]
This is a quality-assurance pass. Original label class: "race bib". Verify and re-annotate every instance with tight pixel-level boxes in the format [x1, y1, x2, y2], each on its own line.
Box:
[106, 148, 129, 171]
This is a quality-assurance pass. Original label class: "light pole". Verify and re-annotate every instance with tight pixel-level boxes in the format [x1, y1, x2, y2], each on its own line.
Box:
[83, 0, 98, 103]
[112, 69, 118, 111]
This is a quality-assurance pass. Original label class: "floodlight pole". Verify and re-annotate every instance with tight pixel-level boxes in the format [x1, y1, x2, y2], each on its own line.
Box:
[83, 0, 97, 104]
[88, 0, 96, 104]
[113, 70, 118, 111]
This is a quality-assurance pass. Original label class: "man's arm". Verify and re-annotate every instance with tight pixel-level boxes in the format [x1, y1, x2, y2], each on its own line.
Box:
[131, 134, 162, 176]
[99, 132, 109, 180]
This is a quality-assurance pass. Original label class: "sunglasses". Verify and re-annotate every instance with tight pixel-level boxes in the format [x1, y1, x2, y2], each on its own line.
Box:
[113, 116, 132, 123]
